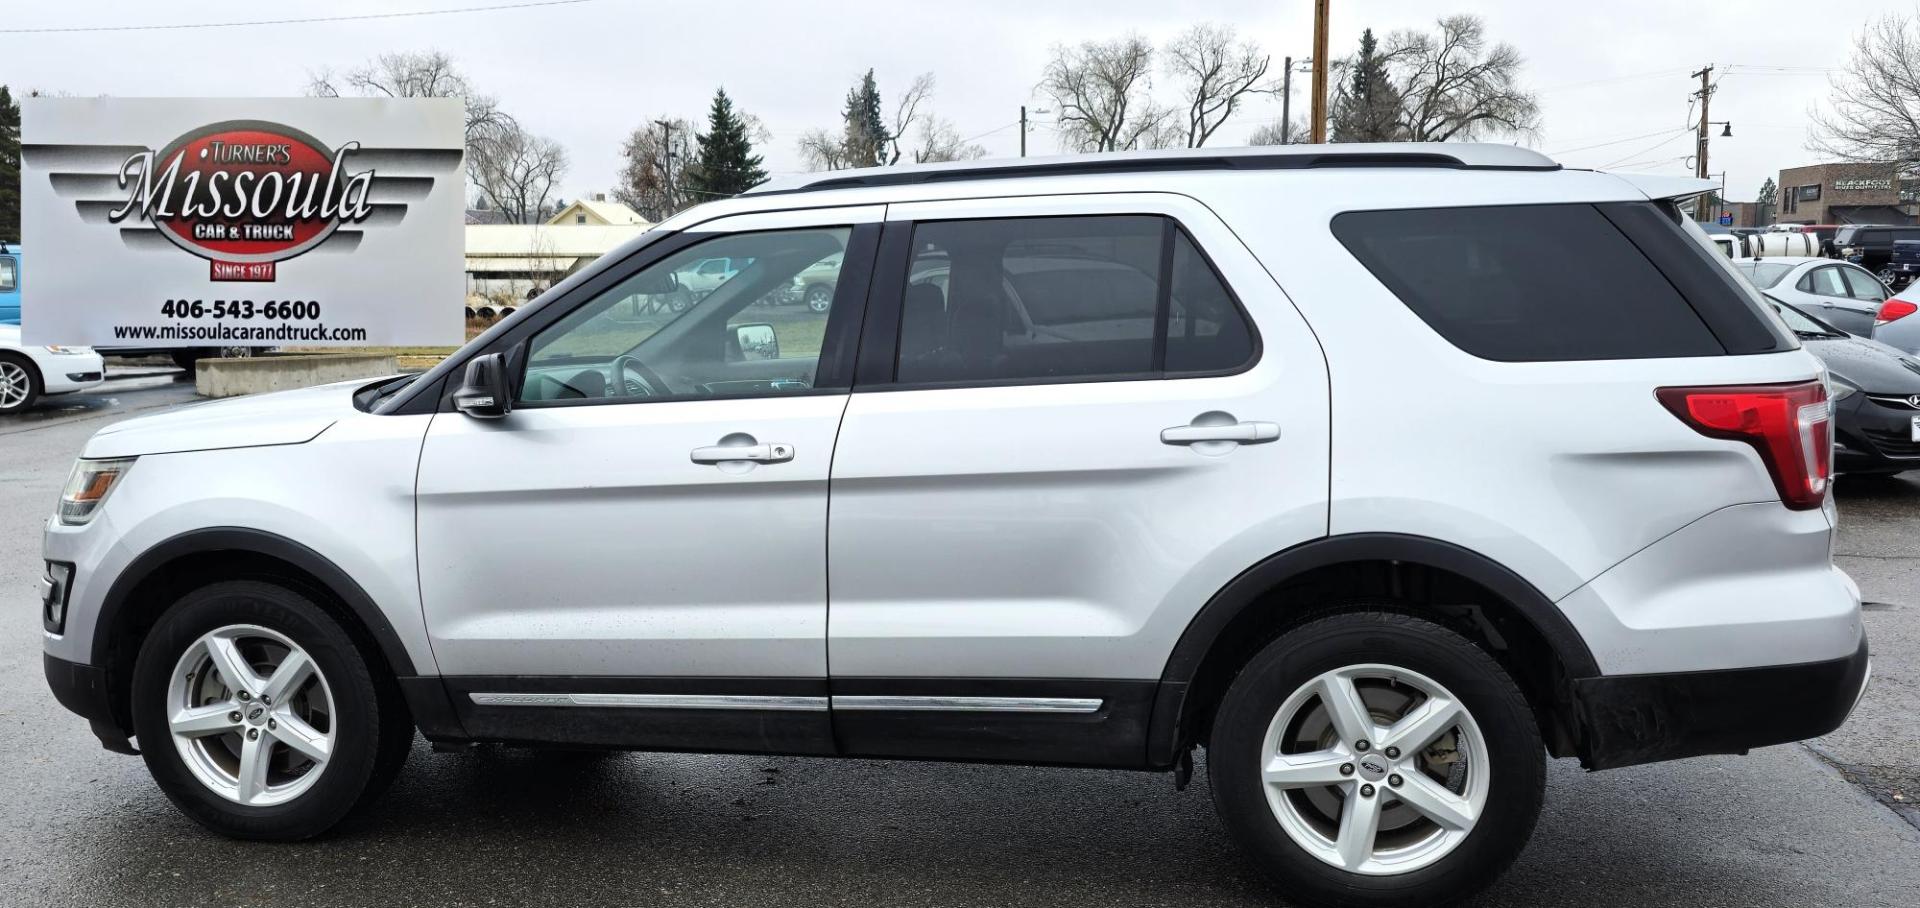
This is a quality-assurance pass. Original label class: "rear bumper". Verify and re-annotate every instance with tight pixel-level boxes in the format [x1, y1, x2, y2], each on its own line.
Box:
[1570, 637, 1869, 770]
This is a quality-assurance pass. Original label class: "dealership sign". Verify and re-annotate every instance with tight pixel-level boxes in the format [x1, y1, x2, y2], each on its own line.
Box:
[21, 98, 465, 347]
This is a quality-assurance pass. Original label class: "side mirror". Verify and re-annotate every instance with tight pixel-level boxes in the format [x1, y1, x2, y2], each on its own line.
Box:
[453, 352, 512, 419]
[734, 323, 779, 361]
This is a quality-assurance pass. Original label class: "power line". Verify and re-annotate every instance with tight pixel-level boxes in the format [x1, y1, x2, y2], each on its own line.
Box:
[1537, 68, 1690, 94]
[1601, 129, 1692, 169]
[0, 0, 596, 34]
[1549, 127, 1691, 156]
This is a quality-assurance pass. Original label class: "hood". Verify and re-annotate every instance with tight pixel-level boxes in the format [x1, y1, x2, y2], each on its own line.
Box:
[81, 378, 372, 459]
[1800, 334, 1920, 394]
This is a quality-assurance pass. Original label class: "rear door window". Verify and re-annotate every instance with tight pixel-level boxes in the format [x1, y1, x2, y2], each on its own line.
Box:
[894, 216, 1256, 385]
[1803, 266, 1848, 297]
[1331, 203, 1751, 361]
[0, 256, 16, 293]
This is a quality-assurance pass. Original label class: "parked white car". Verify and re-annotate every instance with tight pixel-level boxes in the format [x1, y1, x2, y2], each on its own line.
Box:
[44, 145, 1869, 908]
[0, 323, 104, 415]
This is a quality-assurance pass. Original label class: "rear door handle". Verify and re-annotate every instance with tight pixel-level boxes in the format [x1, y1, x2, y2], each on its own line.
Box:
[1160, 418, 1280, 446]
[691, 434, 794, 464]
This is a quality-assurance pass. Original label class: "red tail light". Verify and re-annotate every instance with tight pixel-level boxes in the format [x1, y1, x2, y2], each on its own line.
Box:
[1656, 381, 1832, 510]
[1877, 298, 1917, 325]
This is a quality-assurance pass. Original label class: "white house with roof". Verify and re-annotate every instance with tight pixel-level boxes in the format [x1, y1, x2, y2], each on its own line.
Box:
[465, 216, 651, 316]
[547, 195, 650, 226]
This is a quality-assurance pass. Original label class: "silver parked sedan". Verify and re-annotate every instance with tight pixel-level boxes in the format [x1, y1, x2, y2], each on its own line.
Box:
[1732, 256, 1890, 336]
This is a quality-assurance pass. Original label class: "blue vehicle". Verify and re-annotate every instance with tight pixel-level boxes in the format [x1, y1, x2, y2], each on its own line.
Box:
[0, 245, 19, 324]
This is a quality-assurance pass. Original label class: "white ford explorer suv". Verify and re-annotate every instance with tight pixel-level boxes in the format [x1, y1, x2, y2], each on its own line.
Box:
[42, 145, 1869, 908]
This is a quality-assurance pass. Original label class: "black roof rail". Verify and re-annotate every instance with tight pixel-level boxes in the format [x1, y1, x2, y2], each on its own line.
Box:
[746, 144, 1560, 196]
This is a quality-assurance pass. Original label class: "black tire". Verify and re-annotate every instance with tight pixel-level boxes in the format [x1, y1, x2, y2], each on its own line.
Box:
[130, 580, 406, 840]
[1208, 610, 1544, 908]
[0, 352, 43, 415]
[805, 284, 834, 312]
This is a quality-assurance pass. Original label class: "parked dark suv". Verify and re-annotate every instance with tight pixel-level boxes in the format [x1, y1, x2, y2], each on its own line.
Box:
[1834, 224, 1920, 278]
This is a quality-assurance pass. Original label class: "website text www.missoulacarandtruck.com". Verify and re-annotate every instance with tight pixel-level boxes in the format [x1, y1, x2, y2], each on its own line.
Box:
[111, 322, 369, 343]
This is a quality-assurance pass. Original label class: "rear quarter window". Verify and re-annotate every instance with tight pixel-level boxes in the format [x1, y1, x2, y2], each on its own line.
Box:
[1331, 203, 1787, 362]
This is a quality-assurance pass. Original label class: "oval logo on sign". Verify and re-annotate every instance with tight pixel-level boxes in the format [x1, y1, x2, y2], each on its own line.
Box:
[108, 120, 376, 277]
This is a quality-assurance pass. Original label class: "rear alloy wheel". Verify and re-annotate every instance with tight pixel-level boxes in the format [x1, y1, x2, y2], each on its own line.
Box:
[132, 581, 403, 840]
[1210, 611, 1543, 908]
[0, 353, 42, 415]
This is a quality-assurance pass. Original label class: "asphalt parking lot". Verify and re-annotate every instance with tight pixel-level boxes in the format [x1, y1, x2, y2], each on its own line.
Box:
[0, 374, 1915, 908]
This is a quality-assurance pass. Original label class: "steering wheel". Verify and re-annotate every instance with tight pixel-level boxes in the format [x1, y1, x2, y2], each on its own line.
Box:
[607, 354, 672, 398]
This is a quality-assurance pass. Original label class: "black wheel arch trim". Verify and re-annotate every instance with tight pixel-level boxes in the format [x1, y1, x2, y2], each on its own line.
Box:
[1145, 532, 1601, 766]
[94, 526, 419, 681]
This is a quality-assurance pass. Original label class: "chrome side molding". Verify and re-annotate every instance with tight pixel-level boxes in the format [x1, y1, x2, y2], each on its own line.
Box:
[830, 696, 1104, 714]
[468, 692, 1105, 714]
[468, 693, 828, 711]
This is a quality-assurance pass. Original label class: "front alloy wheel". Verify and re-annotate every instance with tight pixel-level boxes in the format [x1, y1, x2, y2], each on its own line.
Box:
[166, 625, 336, 807]
[132, 580, 410, 840]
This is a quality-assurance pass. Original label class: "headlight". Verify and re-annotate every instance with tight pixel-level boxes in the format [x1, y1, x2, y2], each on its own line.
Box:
[57, 457, 135, 526]
[1826, 373, 1862, 403]
[43, 345, 92, 355]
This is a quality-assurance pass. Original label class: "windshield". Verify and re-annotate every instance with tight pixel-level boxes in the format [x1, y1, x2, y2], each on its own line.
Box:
[1734, 262, 1795, 288]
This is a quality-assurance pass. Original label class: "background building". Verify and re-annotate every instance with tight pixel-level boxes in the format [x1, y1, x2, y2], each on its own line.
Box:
[1776, 162, 1918, 225]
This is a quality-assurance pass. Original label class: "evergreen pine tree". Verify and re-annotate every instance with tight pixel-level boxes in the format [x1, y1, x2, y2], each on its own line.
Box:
[685, 87, 767, 199]
[1330, 30, 1403, 143]
[0, 86, 21, 243]
[841, 70, 889, 168]
[1756, 177, 1778, 224]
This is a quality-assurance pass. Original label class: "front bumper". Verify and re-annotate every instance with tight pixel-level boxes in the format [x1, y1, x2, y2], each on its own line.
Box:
[1570, 637, 1869, 770]
[1835, 393, 1920, 473]
[40, 353, 105, 393]
[44, 653, 136, 754]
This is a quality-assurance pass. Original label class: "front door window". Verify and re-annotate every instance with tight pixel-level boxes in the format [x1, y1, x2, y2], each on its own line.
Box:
[521, 228, 850, 403]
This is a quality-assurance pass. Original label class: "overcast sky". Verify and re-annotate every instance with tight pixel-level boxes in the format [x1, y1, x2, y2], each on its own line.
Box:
[4, 0, 1910, 206]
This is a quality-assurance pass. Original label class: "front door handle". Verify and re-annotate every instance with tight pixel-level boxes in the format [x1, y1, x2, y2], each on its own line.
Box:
[1161, 412, 1280, 447]
[691, 432, 794, 465]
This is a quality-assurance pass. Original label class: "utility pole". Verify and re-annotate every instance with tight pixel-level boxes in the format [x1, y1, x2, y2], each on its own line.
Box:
[1020, 105, 1028, 158]
[1281, 56, 1294, 144]
[1691, 65, 1714, 180]
[654, 118, 675, 203]
[1309, 0, 1331, 143]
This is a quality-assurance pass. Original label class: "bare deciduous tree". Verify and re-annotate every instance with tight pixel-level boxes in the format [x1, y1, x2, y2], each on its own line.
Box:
[307, 50, 515, 148]
[798, 127, 853, 171]
[887, 72, 937, 164]
[1811, 13, 1920, 169]
[1040, 35, 1173, 152]
[468, 123, 569, 224]
[1383, 15, 1539, 142]
[613, 117, 698, 221]
[909, 117, 989, 163]
[1165, 24, 1272, 147]
[1247, 119, 1311, 146]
